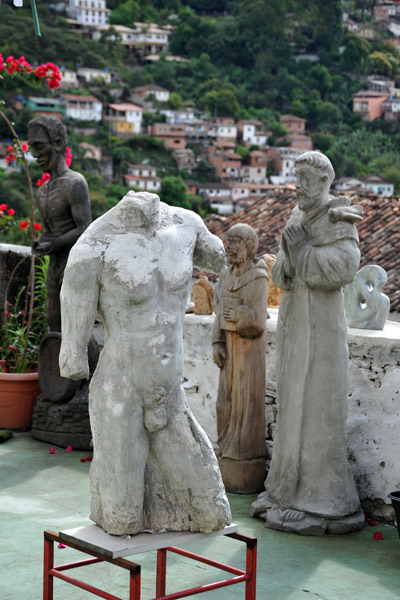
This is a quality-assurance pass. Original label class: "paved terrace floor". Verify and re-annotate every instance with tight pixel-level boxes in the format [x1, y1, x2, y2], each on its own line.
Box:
[1, 432, 399, 600]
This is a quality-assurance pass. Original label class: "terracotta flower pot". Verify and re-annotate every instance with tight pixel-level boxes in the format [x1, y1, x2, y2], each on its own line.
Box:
[0, 372, 41, 429]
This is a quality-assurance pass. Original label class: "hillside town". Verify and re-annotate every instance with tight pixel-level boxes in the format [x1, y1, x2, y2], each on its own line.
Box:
[2, 1, 400, 221]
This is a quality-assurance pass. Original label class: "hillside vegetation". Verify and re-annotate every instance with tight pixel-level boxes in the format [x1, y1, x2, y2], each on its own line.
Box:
[1, 0, 400, 243]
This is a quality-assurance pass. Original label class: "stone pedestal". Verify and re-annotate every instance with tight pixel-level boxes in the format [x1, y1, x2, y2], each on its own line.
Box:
[31, 384, 92, 450]
[218, 456, 266, 494]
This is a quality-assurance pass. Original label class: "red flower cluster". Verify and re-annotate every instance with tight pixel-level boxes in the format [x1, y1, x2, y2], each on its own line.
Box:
[0, 54, 33, 75]
[37, 172, 51, 187]
[5, 145, 16, 163]
[0, 203, 14, 216]
[0, 53, 61, 89]
[6, 141, 29, 163]
[18, 220, 41, 231]
[34, 62, 61, 89]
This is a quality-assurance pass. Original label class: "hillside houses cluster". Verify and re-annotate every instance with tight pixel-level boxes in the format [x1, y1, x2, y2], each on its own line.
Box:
[4, 78, 395, 213]
[352, 76, 400, 122]
[64, 0, 175, 62]
[344, 0, 400, 45]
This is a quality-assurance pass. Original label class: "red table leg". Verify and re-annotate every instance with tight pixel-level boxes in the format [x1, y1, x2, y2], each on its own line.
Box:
[130, 569, 141, 600]
[43, 531, 54, 600]
[156, 548, 167, 597]
[245, 538, 257, 600]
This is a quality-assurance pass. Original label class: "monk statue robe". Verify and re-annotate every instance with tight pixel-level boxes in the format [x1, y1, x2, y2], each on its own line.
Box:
[251, 151, 365, 535]
[213, 224, 268, 493]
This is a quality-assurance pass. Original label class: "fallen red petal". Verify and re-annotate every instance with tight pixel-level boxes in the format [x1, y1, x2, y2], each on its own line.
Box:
[49, 448, 56, 454]
[65, 446, 73, 452]
[373, 531, 383, 540]
[58, 543, 67, 549]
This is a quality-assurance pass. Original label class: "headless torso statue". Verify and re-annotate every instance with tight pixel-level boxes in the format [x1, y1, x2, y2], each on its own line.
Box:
[59, 191, 232, 535]
[27, 115, 91, 331]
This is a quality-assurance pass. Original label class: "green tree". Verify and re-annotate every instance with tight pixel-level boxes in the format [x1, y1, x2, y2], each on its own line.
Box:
[168, 92, 183, 109]
[341, 35, 370, 72]
[369, 51, 394, 76]
[160, 176, 191, 209]
[110, 0, 140, 26]
[201, 89, 240, 118]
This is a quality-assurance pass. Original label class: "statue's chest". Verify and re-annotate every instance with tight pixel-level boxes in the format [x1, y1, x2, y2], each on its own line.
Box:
[102, 229, 195, 297]
[38, 182, 70, 221]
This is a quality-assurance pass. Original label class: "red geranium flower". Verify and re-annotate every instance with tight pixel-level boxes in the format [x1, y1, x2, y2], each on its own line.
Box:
[19, 220, 29, 230]
[37, 172, 51, 187]
[7, 208, 15, 216]
[33, 223, 42, 231]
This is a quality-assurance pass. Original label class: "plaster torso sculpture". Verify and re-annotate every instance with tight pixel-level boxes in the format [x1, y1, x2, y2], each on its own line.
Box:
[213, 224, 268, 493]
[59, 191, 232, 535]
[344, 265, 390, 330]
[252, 151, 365, 535]
[27, 115, 91, 332]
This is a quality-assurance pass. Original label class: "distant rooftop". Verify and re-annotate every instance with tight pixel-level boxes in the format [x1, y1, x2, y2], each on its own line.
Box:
[205, 188, 400, 312]
[60, 94, 100, 103]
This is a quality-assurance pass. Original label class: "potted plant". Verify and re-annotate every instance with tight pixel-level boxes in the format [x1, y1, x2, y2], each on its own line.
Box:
[0, 255, 48, 428]
[0, 52, 62, 428]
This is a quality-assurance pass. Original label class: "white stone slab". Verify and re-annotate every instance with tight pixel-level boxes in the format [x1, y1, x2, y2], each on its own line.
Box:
[59, 523, 238, 559]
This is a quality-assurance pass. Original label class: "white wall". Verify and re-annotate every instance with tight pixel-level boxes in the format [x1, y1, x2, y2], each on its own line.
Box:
[183, 310, 400, 523]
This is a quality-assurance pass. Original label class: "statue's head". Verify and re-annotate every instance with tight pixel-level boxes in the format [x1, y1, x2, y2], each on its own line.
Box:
[27, 115, 67, 173]
[294, 151, 335, 211]
[226, 223, 258, 266]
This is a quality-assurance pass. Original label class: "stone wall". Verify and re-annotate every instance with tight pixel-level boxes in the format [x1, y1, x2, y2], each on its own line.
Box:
[183, 310, 400, 523]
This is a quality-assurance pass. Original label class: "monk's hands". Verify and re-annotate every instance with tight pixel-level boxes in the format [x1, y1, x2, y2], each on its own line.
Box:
[213, 342, 227, 368]
[282, 224, 308, 272]
[223, 307, 236, 322]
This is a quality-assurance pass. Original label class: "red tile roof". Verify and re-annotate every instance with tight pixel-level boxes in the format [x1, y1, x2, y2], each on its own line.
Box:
[204, 187, 400, 312]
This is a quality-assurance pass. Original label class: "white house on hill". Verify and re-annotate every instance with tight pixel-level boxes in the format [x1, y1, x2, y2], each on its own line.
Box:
[67, 0, 110, 26]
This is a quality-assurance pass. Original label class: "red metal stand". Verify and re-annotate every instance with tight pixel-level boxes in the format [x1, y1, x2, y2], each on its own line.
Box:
[43, 529, 257, 600]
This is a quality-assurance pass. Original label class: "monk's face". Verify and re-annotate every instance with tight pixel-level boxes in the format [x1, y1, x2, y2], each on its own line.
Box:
[296, 165, 326, 210]
[227, 235, 248, 266]
[28, 125, 59, 173]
